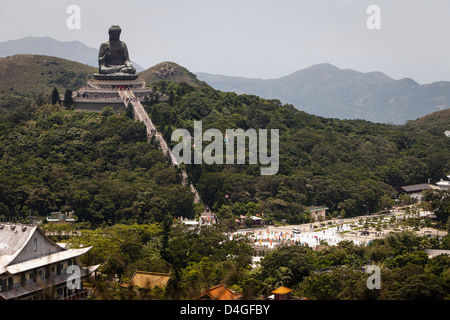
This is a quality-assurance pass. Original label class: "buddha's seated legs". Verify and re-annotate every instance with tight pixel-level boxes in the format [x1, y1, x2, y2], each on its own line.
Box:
[100, 65, 136, 75]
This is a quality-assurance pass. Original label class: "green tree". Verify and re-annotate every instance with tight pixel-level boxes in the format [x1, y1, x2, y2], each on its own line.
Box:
[168, 90, 175, 107]
[381, 265, 446, 300]
[63, 89, 73, 109]
[299, 266, 371, 300]
[126, 102, 134, 119]
[259, 245, 314, 289]
[423, 189, 450, 223]
[102, 106, 115, 118]
[51, 87, 60, 105]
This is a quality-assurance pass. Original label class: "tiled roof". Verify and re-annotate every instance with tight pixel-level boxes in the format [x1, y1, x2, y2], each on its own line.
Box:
[5, 247, 92, 274]
[196, 283, 241, 300]
[272, 286, 292, 294]
[401, 184, 432, 192]
[0, 224, 35, 256]
[129, 271, 171, 290]
[0, 223, 91, 275]
[305, 206, 329, 211]
[0, 224, 41, 274]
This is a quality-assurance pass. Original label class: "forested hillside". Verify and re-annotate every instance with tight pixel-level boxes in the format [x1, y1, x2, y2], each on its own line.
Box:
[0, 103, 195, 226]
[0, 55, 96, 112]
[1, 78, 449, 226]
[145, 81, 450, 223]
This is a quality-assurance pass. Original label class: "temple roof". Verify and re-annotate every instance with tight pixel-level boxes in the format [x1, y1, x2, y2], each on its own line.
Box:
[272, 286, 292, 294]
[195, 283, 241, 300]
[0, 224, 36, 256]
[0, 223, 91, 275]
[129, 271, 171, 290]
[305, 206, 329, 212]
[5, 247, 92, 274]
[400, 184, 433, 192]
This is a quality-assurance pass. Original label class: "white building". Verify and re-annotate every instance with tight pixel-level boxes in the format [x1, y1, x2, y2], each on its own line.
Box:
[436, 175, 450, 191]
[305, 206, 329, 221]
[0, 223, 98, 300]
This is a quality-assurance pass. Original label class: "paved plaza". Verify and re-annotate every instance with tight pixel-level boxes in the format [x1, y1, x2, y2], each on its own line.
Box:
[231, 207, 448, 252]
[233, 222, 367, 249]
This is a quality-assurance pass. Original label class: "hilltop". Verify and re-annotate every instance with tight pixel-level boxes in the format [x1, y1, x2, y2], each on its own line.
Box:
[139, 61, 209, 88]
[0, 55, 211, 112]
[405, 108, 450, 129]
[0, 54, 96, 93]
[196, 64, 450, 124]
[0, 54, 96, 110]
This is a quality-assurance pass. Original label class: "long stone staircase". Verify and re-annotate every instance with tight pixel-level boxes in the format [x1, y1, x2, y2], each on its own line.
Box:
[118, 89, 204, 207]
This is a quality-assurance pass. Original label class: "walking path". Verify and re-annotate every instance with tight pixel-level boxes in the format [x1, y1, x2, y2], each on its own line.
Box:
[119, 89, 205, 208]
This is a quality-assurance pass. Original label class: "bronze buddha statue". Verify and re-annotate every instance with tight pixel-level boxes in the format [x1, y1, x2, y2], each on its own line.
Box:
[98, 25, 136, 75]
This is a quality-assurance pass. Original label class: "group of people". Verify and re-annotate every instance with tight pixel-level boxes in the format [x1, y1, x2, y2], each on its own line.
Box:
[200, 211, 218, 225]
[125, 97, 139, 103]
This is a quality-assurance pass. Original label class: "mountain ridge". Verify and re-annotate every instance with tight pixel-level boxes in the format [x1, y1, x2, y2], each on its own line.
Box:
[196, 65, 449, 124]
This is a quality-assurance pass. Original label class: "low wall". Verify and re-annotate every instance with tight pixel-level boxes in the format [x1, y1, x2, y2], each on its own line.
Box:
[73, 101, 125, 113]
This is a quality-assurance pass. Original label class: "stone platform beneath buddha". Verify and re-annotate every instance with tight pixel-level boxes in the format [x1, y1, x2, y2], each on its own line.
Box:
[88, 77, 148, 90]
[70, 76, 155, 113]
[93, 73, 139, 81]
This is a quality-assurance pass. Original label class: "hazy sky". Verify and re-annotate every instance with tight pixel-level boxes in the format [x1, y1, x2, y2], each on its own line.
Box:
[1, 0, 450, 84]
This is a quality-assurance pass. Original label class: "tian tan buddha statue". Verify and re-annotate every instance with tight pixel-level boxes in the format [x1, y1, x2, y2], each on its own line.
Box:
[98, 25, 136, 75]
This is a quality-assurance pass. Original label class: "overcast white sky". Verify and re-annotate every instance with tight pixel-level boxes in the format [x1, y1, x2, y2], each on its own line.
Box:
[1, 0, 450, 84]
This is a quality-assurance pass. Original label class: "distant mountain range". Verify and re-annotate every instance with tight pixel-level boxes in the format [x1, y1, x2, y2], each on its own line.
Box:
[196, 64, 450, 124]
[0, 36, 144, 72]
[1, 37, 449, 124]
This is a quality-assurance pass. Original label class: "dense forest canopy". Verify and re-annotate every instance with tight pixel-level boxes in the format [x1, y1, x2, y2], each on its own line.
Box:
[0, 80, 449, 227]
[0, 102, 194, 226]
[144, 81, 450, 223]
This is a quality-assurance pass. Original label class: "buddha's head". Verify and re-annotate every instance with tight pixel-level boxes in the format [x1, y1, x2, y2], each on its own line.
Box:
[108, 25, 122, 41]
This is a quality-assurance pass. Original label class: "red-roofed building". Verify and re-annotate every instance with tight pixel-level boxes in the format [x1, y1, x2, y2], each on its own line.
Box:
[271, 286, 292, 300]
[195, 283, 241, 300]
